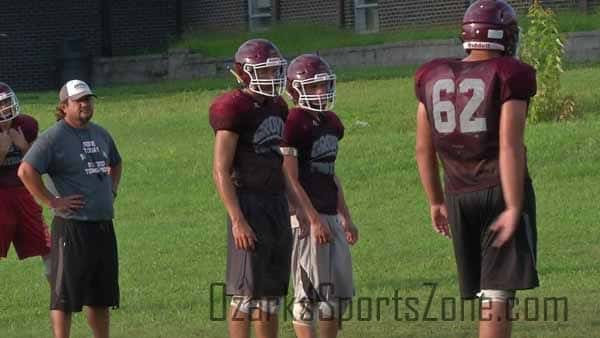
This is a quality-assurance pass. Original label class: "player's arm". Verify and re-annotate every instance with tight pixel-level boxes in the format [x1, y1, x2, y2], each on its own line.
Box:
[499, 100, 527, 211]
[334, 175, 358, 245]
[8, 127, 31, 154]
[415, 102, 444, 205]
[282, 171, 306, 236]
[0, 130, 12, 164]
[282, 153, 318, 221]
[213, 130, 256, 251]
[282, 153, 330, 243]
[415, 102, 450, 237]
[17, 162, 84, 213]
[491, 100, 528, 247]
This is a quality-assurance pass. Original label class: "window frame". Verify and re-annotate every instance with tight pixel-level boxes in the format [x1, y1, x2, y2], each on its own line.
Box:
[354, 0, 380, 33]
[248, 0, 273, 31]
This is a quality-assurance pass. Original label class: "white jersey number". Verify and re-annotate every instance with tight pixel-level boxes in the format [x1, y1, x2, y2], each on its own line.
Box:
[432, 78, 486, 134]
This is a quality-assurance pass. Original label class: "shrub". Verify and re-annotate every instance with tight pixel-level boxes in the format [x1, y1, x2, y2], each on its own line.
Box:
[519, 0, 576, 122]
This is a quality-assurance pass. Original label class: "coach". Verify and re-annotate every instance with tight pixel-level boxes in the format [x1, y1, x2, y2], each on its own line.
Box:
[18, 79, 122, 338]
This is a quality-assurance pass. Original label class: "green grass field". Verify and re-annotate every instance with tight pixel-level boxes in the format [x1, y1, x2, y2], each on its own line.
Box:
[172, 9, 600, 58]
[1, 65, 599, 338]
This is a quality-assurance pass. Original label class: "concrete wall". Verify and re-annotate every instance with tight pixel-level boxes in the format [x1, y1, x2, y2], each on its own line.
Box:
[92, 31, 600, 86]
[564, 31, 600, 62]
[92, 50, 229, 86]
[318, 39, 464, 68]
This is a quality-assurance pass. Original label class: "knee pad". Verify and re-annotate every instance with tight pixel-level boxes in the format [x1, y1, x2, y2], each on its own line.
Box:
[477, 289, 515, 304]
[293, 300, 316, 327]
[318, 299, 351, 320]
[230, 296, 282, 315]
[230, 296, 254, 314]
[257, 297, 282, 314]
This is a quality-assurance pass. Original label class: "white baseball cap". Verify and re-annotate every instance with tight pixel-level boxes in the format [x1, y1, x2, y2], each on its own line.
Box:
[59, 80, 96, 102]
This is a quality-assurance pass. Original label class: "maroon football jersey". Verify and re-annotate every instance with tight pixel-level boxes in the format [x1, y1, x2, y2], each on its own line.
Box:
[282, 108, 344, 215]
[0, 114, 38, 188]
[415, 56, 536, 194]
[209, 89, 288, 193]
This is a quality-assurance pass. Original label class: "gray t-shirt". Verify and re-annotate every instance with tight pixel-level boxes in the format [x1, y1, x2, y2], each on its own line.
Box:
[24, 119, 122, 221]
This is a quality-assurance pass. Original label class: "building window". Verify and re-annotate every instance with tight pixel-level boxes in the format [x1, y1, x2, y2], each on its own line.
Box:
[249, 0, 272, 31]
[354, 0, 379, 33]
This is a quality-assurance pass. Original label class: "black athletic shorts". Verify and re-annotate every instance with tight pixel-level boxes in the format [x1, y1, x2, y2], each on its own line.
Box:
[226, 191, 293, 297]
[50, 216, 120, 312]
[446, 182, 539, 299]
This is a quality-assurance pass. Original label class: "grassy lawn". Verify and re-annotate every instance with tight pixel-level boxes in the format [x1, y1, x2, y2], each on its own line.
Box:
[173, 24, 458, 58]
[1, 65, 599, 337]
[173, 9, 600, 58]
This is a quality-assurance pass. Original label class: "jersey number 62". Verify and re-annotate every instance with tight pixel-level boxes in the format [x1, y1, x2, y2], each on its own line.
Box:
[432, 78, 486, 134]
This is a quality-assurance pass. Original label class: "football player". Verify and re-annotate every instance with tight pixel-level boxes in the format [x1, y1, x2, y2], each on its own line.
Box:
[209, 39, 292, 338]
[281, 54, 358, 338]
[0, 82, 51, 279]
[414, 1, 539, 337]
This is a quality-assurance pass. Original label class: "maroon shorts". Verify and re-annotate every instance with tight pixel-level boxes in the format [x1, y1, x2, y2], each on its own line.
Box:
[0, 186, 51, 259]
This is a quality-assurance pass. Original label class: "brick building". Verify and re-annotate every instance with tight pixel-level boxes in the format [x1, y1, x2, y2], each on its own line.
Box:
[0, 0, 177, 91]
[183, 0, 599, 32]
[1, 0, 597, 90]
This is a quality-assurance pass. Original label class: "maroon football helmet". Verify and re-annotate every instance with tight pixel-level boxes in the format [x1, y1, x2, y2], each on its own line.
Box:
[461, 0, 520, 56]
[0, 82, 19, 122]
[232, 39, 287, 97]
[286, 54, 336, 112]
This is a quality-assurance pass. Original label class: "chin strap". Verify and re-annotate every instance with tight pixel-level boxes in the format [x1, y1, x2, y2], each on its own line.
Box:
[229, 68, 244, 85]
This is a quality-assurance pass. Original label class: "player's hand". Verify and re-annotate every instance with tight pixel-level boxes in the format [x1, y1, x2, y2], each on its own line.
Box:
[430, 203, 451, 238]
[342, 221, 359, 245]
[49, 195, 86, 214]
[231, 219, 257, 251]
[295, 209, 311, 239]
[311, 217, 331, 245]
[8, 127, 29, 153]
[490, 207, 521, 248]
[0, 130, 11, 155]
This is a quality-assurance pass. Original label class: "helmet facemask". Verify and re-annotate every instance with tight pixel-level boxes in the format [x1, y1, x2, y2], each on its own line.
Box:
[292, 73, 336, 112]
[504, 24, 520, 57]
[0, 91, 19, 123]
[243, 57, 287, 97]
